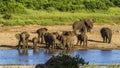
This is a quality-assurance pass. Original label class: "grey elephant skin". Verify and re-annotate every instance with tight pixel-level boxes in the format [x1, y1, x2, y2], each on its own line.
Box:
[100, 27, 112, 43]
[72, 19, 95, 34]
[76, 33, 88, 47]
[44, 32, 61, 49]
[36, 28, 48, 44]
[15, 31, 30, 50]
[58, 31, 75, 49]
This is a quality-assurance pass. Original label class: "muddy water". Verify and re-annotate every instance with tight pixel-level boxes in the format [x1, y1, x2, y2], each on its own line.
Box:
[0, 49, 120, 65]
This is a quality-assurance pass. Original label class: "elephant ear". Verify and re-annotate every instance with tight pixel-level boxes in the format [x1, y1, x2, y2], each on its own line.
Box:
[90, 18, 95, 23]
[26, 33, 30, 39]
[36, 29, 40, 33]
[84, 19, 93, 28]
[15, 34, 21, 40]
[43, 28, 48, 31]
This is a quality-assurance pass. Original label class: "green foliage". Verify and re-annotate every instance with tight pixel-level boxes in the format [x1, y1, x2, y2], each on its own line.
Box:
[0, 0, 26, 14]
[83, 0, 113, 11]
[3, 13, 12, 20]
[0, 0, 119, 13]
[45, 54, 88, 68]
[110, 0, 120, 7]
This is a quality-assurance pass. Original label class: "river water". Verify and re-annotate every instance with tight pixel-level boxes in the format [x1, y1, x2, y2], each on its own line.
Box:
[0, 49, 120, 65]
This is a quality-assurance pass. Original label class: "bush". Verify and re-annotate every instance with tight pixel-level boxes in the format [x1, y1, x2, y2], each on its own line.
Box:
[0, 0, 26, 14]
[3, 13, 12, 20]
[84, 0, 113, 11]
[110, 0, 120, 7]
[45, 54, 88, 68]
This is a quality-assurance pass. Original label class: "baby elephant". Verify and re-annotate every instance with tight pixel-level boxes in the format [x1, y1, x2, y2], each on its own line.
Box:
[32, 37, 39, 49]
[15, 31, 30, 50]
[100, 27, 112, 43]
[76, 33, 88, 47]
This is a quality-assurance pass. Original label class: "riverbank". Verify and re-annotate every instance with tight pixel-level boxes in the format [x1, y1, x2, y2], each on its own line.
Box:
[0, 25, 120, 50]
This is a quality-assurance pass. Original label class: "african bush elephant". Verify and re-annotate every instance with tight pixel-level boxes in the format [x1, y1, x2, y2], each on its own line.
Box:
[36, 28, 48, 44]
[58, 31, 76, 49]
[76, 33, 88, 47]
[15, 31, 30, 50]
[100, 27, 112, 43]
[72, 18, 95, 34]
[44, 32, 61, 49]
[32, 37, 39, 49]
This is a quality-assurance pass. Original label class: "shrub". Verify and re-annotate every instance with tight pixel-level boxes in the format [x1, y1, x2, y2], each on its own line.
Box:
[84, 0, 112, 10]
[0, 0, 26, 14]
[45, 54, 88, 68]
[110, 0, 120, 7]
[3, 13, 12, 20]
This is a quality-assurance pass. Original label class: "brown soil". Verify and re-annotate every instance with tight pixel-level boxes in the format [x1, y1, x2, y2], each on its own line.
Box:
[0, 24, 120, 50]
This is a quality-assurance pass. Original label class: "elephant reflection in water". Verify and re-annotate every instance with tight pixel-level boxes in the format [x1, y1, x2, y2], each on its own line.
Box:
[33, 49, 38, 54]
[18, 49, 28, 56]
[18, 49, 38, 55]
[32, 37, 39, 54]
[44, 49, 59, 55]
[60, 50, 73, 55]
[44, 49, 74, 56]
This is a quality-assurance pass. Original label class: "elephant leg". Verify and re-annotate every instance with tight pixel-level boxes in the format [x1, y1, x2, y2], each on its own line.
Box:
[17, 40, 21, 49]
[76, 40, 79, 46]
[63, 42, 66, 49]
[38, 35, 41, 44]
[103, 37, 105, 43]
[41, 36, 44, 44]
[105, 37, 107, 43]
[85, 40, 87, 47]
[83, 40, 85, 47]
[26, 40, 29, 49]
[66, 44, 69, 50]
[108, 37, 111, 43]
[80, 41, 82, 47]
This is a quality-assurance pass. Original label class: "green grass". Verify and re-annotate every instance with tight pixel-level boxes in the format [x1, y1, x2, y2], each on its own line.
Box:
[0, 7, 120, 26]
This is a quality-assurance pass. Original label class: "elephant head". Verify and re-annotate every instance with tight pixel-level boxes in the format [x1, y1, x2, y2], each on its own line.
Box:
[84, 18, 95, 32]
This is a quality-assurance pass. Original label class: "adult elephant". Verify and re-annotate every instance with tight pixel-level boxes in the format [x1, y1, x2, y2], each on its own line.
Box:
[72, 18, 95, 34]
[58, 31, 76, 49]
[36, 28, 48, 44]
[100, 27, 112, 43]
[44, 32, 61, 49]
[15, 31, 30, 50]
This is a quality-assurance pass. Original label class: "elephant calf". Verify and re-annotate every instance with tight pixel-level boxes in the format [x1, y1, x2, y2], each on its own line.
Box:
[32, 37, 39, 49]
[100, 27, 112, 43]
[15, 31, 30, 50]
[76, 33, 88, 47]
[44, 32, 61, 49]
[36, 28, 48, 44]
[58, 31, 76, 49]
